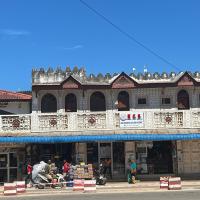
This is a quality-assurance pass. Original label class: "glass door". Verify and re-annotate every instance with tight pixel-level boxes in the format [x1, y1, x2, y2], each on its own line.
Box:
[0, 153, 18, 184]
[99, 142, 112, 179]
[9, 153, 18, 182]
[113, 142, 125, 179]
[0, 153, 8, 183]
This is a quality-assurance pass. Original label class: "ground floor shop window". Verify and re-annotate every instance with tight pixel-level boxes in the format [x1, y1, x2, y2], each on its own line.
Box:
[25, 143, 75, 172]
[136, 141, 174, 174]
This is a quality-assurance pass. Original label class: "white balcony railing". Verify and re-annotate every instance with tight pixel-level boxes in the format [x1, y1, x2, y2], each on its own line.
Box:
[191, 111, 200, 127]
[1, 110, 200, 133]
[0, 114, 31, 132]
[153, 111, 183, 128]
[37, 113, 68, 131]
[77, 112, 106, 129]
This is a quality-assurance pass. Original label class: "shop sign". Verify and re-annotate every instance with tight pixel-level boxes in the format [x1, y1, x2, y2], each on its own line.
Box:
[119, 112, 144, 128]
[0, 143, 25, 148]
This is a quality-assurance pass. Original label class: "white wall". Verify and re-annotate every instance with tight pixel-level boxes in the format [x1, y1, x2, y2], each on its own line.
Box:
[0, 101, 31, 114]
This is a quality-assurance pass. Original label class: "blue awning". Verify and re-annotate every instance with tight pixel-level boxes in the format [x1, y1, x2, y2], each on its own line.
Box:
[0, 133, 200, 143]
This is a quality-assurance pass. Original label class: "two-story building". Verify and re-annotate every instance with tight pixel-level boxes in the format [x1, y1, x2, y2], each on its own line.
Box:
[1, 67, 200, 182]
[0, 90, 31, 183]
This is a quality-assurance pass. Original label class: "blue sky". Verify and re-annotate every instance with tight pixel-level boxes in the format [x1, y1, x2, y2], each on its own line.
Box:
[0, 0, 200, 91]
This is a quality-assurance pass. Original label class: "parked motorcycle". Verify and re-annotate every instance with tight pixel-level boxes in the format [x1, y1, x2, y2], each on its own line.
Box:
[94, 163, 107, 185]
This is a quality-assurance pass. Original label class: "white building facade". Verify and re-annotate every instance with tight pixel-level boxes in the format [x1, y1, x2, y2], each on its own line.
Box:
[1, 68, 200, 182]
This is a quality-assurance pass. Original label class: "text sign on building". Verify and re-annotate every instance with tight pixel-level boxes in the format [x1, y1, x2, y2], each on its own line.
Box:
[119, 112, 144, 128]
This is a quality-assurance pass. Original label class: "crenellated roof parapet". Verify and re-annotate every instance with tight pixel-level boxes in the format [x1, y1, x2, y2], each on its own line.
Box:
[32, 66, 200, 86]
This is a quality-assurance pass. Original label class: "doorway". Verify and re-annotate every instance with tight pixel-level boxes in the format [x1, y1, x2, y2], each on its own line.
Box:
[136, 141, 174, 174]
[0, 153, 18, 183]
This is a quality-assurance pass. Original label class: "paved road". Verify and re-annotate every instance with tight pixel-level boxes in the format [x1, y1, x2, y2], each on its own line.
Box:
[2, 190, 200, 200]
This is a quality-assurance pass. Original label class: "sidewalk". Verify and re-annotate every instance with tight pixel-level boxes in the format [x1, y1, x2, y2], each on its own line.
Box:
[1, 180, 200, 196]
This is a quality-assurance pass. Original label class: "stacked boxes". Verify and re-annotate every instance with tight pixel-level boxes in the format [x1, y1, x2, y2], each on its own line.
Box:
[73, 164, 93, 179]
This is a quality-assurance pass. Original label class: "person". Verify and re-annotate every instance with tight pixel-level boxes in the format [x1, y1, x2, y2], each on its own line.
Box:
[62, 160, 70, 180]
[25, 161, 33, 185]
[130, 159, 137, 184]
[103, 158, 112, 179]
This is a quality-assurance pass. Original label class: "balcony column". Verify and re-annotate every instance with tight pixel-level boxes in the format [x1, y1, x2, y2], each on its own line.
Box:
[57, 90, 64, 113]
[31, 91, 39, 132]
[106, 90, 114, 129]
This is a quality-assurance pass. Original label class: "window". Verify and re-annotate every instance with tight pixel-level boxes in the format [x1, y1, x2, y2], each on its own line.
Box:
[90, 92, 106, 111]
[41, 93, 57, 113]
[162, 98, 171, 105]
[118, 91, 130, 111]
[138, 98, 146, 105]
[65, 93, 77, 112]
[177, 90, 189, 110]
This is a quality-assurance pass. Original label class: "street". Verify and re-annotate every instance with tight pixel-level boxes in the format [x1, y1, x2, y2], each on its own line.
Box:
[1, 190, 200, 200]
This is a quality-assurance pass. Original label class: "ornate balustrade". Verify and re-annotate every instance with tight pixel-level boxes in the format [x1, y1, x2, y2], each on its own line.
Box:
[0, 114, 31, 132]
[153, 111, 184, 128]
[0, 110, 200, 133]
[37, 113, 68, 131]
[77, 112, 106, 129]
[191, 111, 200, 127]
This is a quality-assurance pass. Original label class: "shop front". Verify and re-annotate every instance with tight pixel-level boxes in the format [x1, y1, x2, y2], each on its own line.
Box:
[136, 141, 177, 175]
[86, 142, 125, 180]
[25, 143, 76, 170]
[0, 144, 25, 184]
[85, 140, 177, 179]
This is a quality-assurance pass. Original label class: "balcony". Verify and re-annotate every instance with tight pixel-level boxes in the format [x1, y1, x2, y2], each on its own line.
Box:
[0, 114, 31, 133]
[0, 110, 200, 134]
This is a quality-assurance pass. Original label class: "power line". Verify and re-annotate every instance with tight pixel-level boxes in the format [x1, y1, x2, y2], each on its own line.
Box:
[80, 0, 181, 72]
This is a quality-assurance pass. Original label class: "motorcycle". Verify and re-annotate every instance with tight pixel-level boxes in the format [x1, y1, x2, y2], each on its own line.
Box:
[94, 163, 107, 185]
[32, 161, 65, 189]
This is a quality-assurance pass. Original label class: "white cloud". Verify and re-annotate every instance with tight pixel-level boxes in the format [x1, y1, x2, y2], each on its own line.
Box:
[63, 45, 83, 50]
[0, 29, 30, 36]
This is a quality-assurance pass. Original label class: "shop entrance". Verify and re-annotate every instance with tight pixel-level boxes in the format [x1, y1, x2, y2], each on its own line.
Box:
[136, 141, 174, 174]
[26, 143, 75, 170]
[87, 142, 125, 179]
[0, 153, 17, 183]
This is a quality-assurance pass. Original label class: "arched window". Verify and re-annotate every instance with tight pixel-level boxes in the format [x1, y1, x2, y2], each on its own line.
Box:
[65, 93, 77, 112]
[90, 92, 106, 111]
[177, 90, 190, 110]
[41, 93, 57, 113]
[118, 91, 130, 111]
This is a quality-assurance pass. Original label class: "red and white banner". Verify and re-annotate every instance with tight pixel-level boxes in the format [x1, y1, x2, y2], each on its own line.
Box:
[120, 112, 144, 128]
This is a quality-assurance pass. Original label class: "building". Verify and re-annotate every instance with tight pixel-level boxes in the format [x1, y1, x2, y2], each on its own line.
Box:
[0, 90, 32, 183]
[0, 67, 200, 182]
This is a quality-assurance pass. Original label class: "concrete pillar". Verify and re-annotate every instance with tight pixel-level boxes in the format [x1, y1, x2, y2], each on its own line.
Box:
[75, 143, 87, 163]
[125, 141, 136, 172]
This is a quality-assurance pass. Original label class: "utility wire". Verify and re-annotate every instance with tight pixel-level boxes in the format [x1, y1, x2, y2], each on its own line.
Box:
[80, 0, 181, 72]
